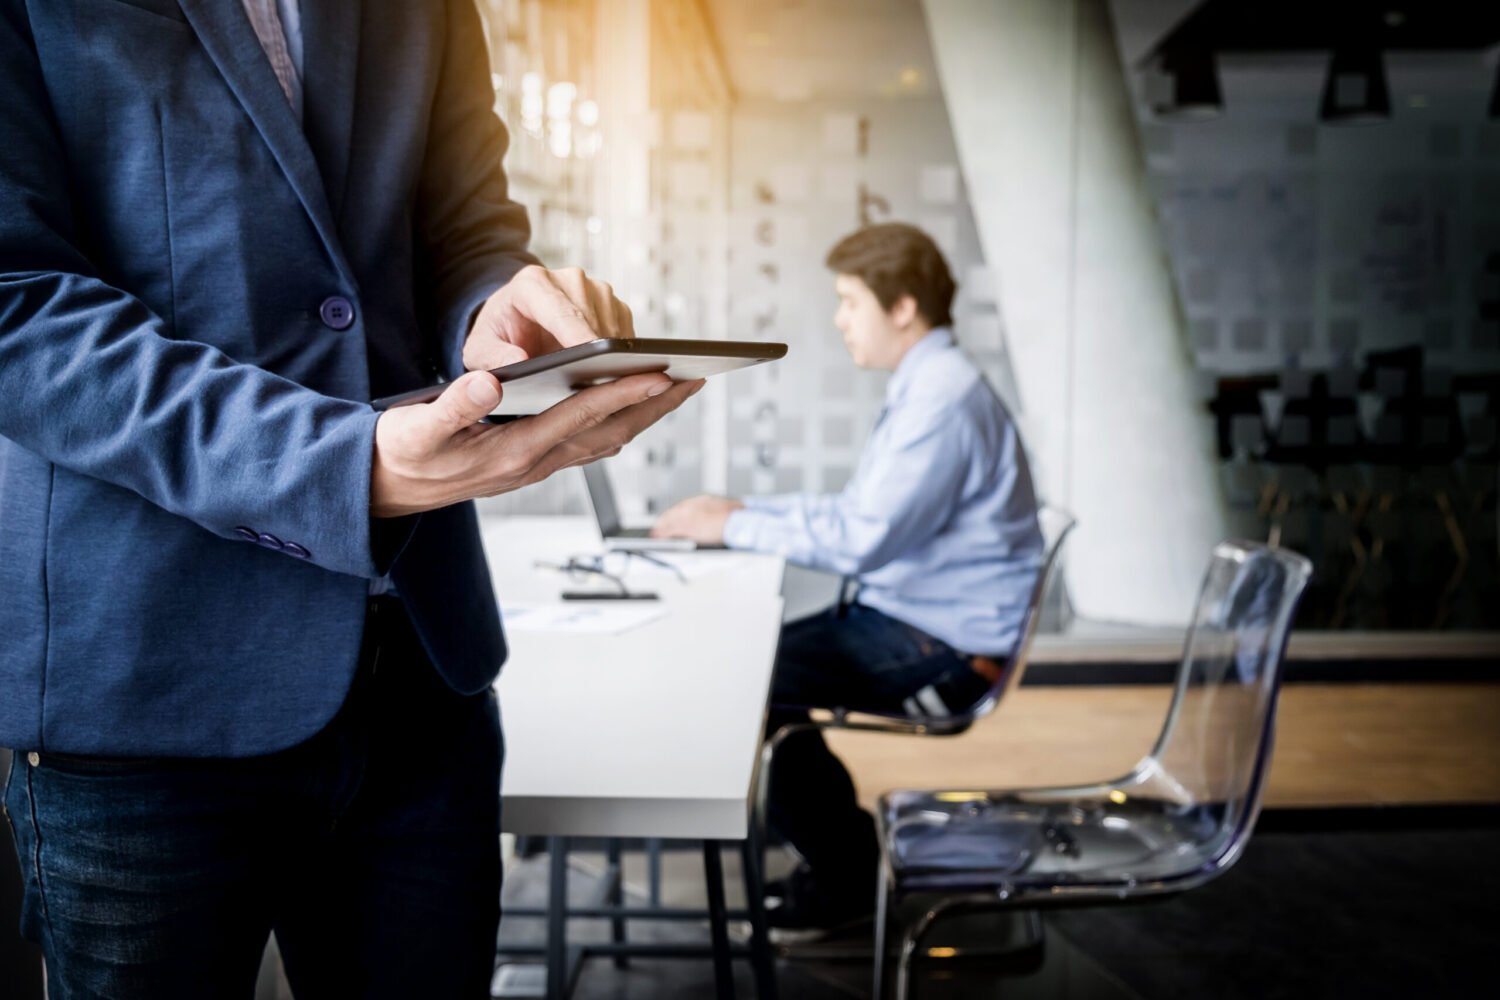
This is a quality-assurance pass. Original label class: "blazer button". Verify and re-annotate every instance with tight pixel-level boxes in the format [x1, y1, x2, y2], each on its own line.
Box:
[319, 295, 355, 330]
[234, 526, 258, 542]
[256, 532, 284, 551]
[283, 542, 311, 559]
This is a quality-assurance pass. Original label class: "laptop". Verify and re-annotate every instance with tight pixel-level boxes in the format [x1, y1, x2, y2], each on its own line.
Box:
[582, 462, 727, 551]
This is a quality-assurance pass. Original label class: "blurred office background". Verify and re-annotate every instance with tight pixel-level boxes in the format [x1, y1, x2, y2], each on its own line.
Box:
[475, 0, 1500, 634]
[467, 7, 1500, 996]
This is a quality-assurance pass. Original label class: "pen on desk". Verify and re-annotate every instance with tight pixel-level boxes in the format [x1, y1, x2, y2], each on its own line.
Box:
[560, 591, 659, 601]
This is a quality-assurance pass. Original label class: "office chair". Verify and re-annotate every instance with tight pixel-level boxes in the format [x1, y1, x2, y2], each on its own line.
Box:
[753, 505, 1076, 868]
[871, 540, 1312, 999]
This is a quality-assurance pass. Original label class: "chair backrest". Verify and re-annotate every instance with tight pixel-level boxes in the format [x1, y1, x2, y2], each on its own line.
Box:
[960, 505, 1076, 724]
[1122, 541, 1313, 879]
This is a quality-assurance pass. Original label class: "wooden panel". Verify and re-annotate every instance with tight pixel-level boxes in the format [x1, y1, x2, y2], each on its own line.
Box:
[1028, 630, 1500, 664]
[824, 683, 1500, 811]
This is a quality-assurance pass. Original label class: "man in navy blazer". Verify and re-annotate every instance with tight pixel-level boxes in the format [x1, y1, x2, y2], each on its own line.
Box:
[0, 0, 700, 994]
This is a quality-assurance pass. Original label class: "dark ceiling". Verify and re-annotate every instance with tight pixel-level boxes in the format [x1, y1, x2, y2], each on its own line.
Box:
[1145, 1, 1500, 62]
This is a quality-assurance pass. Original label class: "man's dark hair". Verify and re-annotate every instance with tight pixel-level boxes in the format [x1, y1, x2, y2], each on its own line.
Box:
[824, 222, 957, 329]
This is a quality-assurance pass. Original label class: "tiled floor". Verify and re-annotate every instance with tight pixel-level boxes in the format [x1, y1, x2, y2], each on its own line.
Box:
[11, 812, 1497, 998]
[494, 817, 1500, 999]
[495, 843, 1139, 999]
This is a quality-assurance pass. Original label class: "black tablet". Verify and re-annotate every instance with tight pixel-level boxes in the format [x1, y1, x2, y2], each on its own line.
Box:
[372, 338, 787, 416]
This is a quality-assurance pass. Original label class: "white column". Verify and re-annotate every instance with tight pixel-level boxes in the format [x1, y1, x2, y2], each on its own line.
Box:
[923, 0, 1227, 624]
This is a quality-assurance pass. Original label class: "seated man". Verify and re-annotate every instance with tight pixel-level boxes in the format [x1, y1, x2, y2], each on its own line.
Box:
[653, 222, 1043, 941]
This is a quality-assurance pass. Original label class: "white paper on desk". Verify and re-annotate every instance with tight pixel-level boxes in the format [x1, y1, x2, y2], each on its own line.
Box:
[500, 601, 667, 635]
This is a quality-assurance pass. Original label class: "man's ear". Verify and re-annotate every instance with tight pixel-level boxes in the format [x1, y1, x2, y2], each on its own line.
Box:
[889, 293, 920, 331]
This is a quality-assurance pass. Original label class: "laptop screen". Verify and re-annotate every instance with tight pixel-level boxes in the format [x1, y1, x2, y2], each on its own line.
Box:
[582, 462, 624, 537]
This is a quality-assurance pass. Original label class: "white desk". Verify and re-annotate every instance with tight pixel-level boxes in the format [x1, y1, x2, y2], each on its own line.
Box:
[480, 516, 787, 841]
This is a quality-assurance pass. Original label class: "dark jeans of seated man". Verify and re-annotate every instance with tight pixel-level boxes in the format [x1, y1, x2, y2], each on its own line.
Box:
[764, 602, 995, 908]
[2, 596, 503, 1000]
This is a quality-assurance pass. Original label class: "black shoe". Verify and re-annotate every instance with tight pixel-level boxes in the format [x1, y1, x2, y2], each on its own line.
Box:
[764, 868, 875, 945]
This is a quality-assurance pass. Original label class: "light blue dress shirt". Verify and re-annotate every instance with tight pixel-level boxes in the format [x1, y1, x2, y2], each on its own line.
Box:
[723, 329, 1043, 656]
[276, 0, 303, 79]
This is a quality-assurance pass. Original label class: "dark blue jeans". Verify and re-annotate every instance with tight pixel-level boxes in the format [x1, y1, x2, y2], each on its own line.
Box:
[1, 597, 503, 999]
[764, 603, 989, 893]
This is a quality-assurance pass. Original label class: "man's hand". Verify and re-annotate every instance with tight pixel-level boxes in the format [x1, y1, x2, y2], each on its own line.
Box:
[463, 265, 635, 371]
[371, 370, 703, 518]
[651, 494, 745, 546]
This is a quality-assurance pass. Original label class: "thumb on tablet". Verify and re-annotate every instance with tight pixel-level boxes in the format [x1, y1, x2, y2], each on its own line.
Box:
[422, 371, 501, 443]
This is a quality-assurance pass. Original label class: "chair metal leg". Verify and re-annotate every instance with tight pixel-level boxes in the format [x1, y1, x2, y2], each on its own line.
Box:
[702, 840, 736, 999]
[546, 837, 569, 1000]
[893, 895, 1043, 999]
[753, 738, 776, 843]
[872, 866, 892, 1000]
[605, 838, 628, 969]
[752, 720, 821, 900]
[894, 896, 970, 1000]
[646, 837, 663, 907]
[740, 831, 779, 1000]
[752, 738, 778, 887]
[893, 920, 921, 1000]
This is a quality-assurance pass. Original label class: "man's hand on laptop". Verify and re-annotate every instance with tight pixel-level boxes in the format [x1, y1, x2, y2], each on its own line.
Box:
[371, 370, 703, 518]
[652, 495, 744, 546]
[463, 265, 635, 371]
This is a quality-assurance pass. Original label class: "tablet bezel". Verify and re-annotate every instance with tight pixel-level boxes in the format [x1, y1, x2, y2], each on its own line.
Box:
[371, 337, 787, 415]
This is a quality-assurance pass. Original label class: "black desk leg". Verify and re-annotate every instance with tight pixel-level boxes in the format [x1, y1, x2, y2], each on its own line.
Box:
[647, 837, 663, 906]
[606, 838, 628, 968]
[702, 840, 735, 1000]
[740, 832, 779, 1000]
[547, 837, 569, 1000]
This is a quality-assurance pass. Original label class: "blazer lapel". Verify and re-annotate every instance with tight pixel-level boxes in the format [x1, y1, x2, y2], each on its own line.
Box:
[302, 0, 362, 227]
[176, 0, 352, 284]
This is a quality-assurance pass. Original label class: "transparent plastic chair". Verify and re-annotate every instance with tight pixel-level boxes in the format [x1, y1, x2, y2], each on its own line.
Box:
[873, 541, 1313, 999]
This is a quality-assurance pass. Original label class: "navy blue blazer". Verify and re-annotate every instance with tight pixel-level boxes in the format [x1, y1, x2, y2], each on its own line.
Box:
[0, 0, 536, 756]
